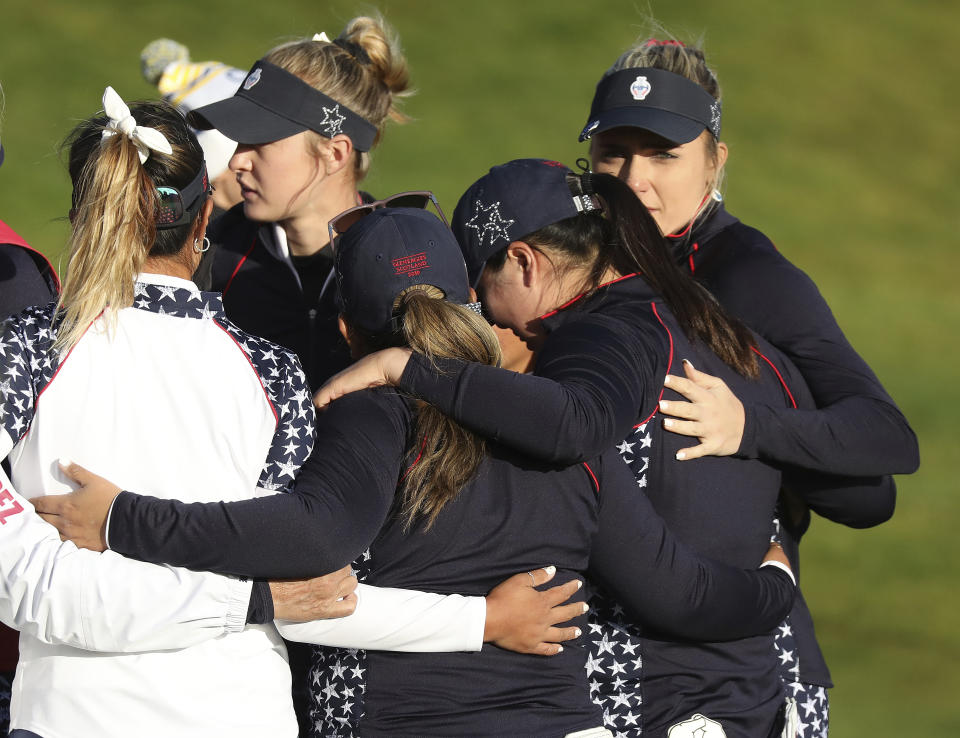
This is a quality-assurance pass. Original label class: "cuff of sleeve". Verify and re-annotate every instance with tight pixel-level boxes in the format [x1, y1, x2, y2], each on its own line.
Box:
[736, 403, 760, 459]
[246, 580, 275, 625]
[760, 559, 796, 587]
[105, 490, 136, 554]
[226, 577, 255, 633]
[463, 595, 486, 652]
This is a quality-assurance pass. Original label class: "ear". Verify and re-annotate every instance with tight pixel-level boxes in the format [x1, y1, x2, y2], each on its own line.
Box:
[505, 240, 540, 287]
[193, 198, 215, 242]
[320, 135, 356, 177]
[338, 314, 364, 360]
[714, 140, 729, 172]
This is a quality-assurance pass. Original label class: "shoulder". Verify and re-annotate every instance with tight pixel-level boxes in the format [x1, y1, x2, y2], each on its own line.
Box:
[213, 317, 309, 405]
[321, 387, 411, 434]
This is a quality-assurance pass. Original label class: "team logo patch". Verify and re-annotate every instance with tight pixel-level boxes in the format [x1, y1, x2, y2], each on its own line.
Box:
[630, 75, 652, 101]
[392, 252, 430, 277]
[464, 200, 515, 248]
[243, 67, 262, 90]
[667, 713, 727, 737]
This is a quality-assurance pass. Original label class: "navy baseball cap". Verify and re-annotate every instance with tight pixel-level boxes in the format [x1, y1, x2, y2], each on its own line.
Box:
[579, 67, 721, 144]
[452, 159, 602, 286]
[335, 208, 472, 334]
[188, 60, 377, 151]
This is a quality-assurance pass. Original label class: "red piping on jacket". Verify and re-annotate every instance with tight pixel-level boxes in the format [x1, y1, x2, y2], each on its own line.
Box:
[751, 347, 797, 409]
[538, 273, 640, 320]
[222, 237, 258, 296]
[582, 462, 600, 496]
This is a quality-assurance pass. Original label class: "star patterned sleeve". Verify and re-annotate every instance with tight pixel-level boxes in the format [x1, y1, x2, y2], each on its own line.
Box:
[0, 306, 58, 458]
[255, 349, 316, 494]
[588, 450, 795, 641]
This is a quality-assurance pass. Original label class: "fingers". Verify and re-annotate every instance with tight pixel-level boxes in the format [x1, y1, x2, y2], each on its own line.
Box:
[546, 624, 583, 643]
[57, 458, 91, 486]
[327, 591, 358, 618]
[547, 601, 589, 625]
[30, 494, 67, 515]
[674, 443, 710, 461]
[336, 574, 359, 599]
[661, 417, 701, 437]
[659, 398, 700, 421]
[662, 373, 708, 403]
[313, 383, 342, 411]
[530, 642, 563, 656]
[542, 577, 582, 607]
[526, 564, 557, 588]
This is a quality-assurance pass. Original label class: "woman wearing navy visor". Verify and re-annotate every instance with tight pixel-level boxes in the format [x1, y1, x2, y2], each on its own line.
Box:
[37, 205, 798, 737]
[188, 15, 411, 389]
[312, 159, 894, 737]
[577, 38, 917, 735]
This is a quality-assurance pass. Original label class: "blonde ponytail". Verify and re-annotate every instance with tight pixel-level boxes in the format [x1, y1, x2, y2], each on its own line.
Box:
[394, 288, 501, 530]
[54, 100, 206, 354]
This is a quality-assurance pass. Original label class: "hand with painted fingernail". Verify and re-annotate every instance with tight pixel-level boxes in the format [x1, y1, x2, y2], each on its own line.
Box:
[661, 359, 745, 461]
[483, 565, 585, 656]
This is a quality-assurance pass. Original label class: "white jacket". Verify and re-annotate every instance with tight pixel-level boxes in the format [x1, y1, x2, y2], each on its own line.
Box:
[0, 273, 483, 738]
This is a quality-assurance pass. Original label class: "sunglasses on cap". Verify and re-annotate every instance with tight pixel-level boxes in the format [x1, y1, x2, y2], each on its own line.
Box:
[327, 191, 448, 250]
[155, 164, 212, 230]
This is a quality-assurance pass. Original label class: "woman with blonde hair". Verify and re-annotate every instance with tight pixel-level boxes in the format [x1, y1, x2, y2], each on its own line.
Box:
[194, 16, 412, 388]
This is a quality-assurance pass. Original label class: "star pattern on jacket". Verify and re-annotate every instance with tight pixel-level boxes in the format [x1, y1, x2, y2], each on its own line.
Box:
[1, 282, 315, 490]
[309, 549, 373, 737]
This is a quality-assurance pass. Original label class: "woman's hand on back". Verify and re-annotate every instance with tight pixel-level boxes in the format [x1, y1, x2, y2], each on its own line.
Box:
[30, 459, 121, 551]
[314, 347, 413, 410]
[660, 359, 746, 460]
[483, 566, 586, 656]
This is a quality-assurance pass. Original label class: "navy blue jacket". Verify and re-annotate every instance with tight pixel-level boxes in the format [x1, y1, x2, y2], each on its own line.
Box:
[204, 204, 352, 389]
[673, 204, 918, 477]
[392, 271, 897, 735]
[106, 384, 793, 737]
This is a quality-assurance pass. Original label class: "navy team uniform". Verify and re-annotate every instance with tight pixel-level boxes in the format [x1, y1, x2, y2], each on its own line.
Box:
[102, 383, 795, 737]
[669, 204, 913, 736]
[390, 272, 892, 737]
[205, 204, 354, 390]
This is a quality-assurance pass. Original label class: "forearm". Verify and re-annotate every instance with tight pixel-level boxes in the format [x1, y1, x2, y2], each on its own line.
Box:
[0, 468, 250, 652]
[741, 396, 919, 476]
[276, 583, 485, 652]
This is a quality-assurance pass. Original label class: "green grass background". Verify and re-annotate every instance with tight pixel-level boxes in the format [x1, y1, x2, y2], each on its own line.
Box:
[1, 0, 957, 733]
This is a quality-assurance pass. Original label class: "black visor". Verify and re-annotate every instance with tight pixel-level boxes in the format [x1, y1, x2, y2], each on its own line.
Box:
[155, 163, 210, 229]
[579, 67, 721, 144]
[187, 61, 378, 151]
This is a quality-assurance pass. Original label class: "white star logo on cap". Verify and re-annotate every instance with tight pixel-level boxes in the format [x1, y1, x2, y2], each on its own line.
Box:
[320, 104, 346, 137]
[464, 200, 515, 247]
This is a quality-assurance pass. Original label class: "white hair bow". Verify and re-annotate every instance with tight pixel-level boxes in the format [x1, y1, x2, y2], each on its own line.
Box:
[101, 86, 173, 163]
[313, 32, 331, 42]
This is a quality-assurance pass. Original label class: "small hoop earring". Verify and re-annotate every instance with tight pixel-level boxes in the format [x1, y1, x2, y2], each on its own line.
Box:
[193, 236, 211, 254]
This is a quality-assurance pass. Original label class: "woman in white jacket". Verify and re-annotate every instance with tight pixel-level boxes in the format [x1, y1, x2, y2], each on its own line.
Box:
[0, 90, 554, 738]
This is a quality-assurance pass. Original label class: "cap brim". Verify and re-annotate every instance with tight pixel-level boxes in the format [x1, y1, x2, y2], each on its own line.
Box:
[187, 96, 307, 145]
[580, 107, 705, 145]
